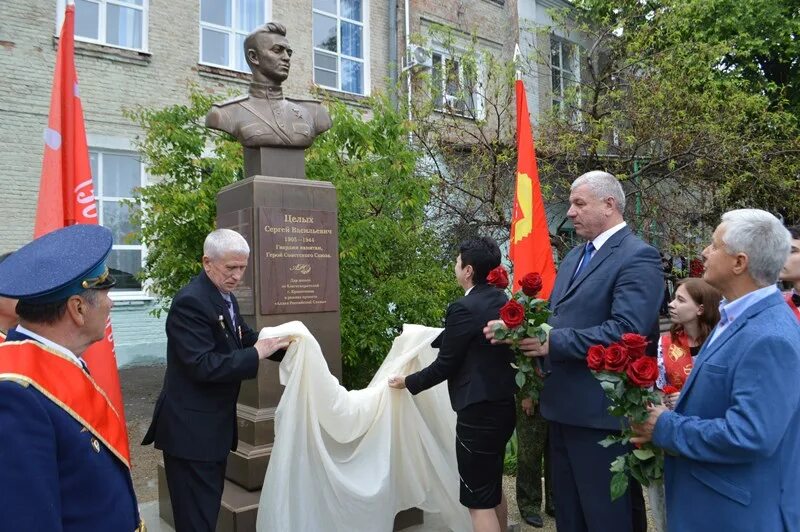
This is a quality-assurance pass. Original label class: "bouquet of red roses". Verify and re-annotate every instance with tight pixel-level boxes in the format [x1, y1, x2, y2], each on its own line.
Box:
[488, 266, 552, 402]
[586, 333, 664, 500]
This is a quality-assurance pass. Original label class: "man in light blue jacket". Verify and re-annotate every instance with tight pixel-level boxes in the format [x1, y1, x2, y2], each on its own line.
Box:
[633, 209, 800, 532]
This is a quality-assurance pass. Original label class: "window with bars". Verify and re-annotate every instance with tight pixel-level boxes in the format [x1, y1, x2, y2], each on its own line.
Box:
[200, 0, 269, 72]
[312, 0, 367, 95]
[90, 150, 144, 292]
[550, 37, 579, 118]
[431, 50, 483, 119]
[60, 0, 148, 51]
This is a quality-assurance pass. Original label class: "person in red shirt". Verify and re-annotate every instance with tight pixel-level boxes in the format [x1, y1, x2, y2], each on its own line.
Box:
[779, 225, 800, 320]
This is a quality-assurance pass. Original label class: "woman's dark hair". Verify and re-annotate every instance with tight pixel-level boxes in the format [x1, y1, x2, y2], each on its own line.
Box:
[669, 278, 722, 345]
[788, 225, 800, 240]
[458, 237, 501, 284]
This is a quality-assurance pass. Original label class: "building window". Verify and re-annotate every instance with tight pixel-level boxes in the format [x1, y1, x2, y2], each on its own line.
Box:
[59, 0, 148, 51]
[551, 38, 579, 117]
[200, 0, 269, 72]
[90, 150, 145, 292]
[312, 0, 367, 95]
[431, 50, 484, 119]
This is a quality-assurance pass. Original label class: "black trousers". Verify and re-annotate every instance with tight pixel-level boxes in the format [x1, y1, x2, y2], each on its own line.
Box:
[163, 453, 227, 532]
[548, 421, 647, 532]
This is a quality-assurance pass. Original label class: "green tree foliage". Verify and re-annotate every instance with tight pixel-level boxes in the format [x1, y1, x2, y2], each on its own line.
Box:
[409, 25, 520, 251]
[533, 0, 800, 254]
[124, 89, 241, 306]
[306, 97, 458, 388]
[126, 87, 456, 389]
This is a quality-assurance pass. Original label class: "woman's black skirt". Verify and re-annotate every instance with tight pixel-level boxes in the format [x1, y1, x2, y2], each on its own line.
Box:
[455, 398, 516, 509]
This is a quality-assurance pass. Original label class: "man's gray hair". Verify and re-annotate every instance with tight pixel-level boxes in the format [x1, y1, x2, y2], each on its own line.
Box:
[721, 209, 791, 287]
[204, 229, 250, 259]
[571, 171, 626, 212]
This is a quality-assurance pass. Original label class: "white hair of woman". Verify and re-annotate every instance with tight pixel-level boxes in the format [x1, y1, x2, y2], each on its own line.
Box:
[203, 228, 250, 258]
[571, 170, 626, 212]
[721, 209, 791, 287]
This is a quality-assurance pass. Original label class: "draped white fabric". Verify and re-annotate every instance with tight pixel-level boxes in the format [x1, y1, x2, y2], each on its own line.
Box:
[256, 321, 471, 532]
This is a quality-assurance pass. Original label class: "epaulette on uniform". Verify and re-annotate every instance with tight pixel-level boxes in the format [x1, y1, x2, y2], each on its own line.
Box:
[213, 94, 250, 108]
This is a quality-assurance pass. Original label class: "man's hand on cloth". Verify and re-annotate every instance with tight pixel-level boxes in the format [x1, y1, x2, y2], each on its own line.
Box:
[483, 319, 549, 357]
[255, 336, 293, 360]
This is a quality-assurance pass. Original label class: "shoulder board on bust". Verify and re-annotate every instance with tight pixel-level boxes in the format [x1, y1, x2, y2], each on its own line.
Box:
[212, 94, 250, 107]
[286, 97, 322, 105]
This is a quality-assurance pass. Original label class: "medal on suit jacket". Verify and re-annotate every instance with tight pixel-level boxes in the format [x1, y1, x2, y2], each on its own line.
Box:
[0, 340, 131, 467]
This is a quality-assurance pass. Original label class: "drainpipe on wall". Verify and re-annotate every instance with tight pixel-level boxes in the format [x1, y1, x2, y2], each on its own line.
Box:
[404, 0, 413, 143]
[389, 0, 398, 108]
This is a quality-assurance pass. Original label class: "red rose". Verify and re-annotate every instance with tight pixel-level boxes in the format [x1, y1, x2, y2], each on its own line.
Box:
[627, 356, 659, 388]
[604, 343, 629, 373]
[662, 385, 680, 395]
[587, 345, 606, 371]
[621, 333, 648, 360]
[499, 299, 525, 328]
[487, 266, 509, 289]
[520, 272, 544, 297]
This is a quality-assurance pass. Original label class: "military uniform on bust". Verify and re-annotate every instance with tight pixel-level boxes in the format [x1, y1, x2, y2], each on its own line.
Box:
[206, 83, 331, 148]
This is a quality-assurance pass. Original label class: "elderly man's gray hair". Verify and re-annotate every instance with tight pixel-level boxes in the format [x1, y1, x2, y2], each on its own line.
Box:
[721, 209, 791, 287]
[204, 229, 250, 259]
[571, 171, 626, 212]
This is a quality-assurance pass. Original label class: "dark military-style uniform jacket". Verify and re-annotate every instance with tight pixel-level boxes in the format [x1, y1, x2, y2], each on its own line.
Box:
[205, 83, 332, 148]
[0, 330, 141, 531]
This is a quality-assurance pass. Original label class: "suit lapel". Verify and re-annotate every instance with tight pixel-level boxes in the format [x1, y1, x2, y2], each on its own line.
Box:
[550, 246, 581, 307]
[677, 292, 784, 406]
[556, 227, 632, 306]
[199, 271, 241, 347]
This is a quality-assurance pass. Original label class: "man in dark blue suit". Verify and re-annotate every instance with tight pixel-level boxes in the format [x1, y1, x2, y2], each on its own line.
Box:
[142, 228, 290, 532]
[489, 171, 662, 532]
[0, 224, 142, 531]
[632, 209, 800, 531]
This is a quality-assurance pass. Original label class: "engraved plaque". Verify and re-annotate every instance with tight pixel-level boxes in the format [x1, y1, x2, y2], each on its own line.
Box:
[218, 208, 255, 315]
[258, 207, 339, 314]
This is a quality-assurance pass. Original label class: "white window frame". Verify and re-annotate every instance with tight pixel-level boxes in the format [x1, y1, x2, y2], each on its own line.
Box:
[550, 37, 580, 119]
[312, 0, 371, 96]
[87, 136, 149, 300]
[56, 0, 149, 53]
[431, 47, 485, 120]
[198, 0, 271, 73]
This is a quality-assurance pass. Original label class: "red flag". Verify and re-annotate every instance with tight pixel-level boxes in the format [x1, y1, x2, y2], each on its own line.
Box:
[510, 80, 557, 299]
[36, 4, 130, 463]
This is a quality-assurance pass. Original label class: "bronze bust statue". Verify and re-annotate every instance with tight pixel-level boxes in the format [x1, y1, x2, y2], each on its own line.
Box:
[205, 22, 331, 149]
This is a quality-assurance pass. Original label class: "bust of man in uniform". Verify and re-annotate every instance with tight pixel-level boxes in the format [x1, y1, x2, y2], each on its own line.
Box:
[205, 22, 331, 149]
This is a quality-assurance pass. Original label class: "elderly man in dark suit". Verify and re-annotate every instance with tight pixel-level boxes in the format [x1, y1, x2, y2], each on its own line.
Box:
[142, 228, 290, 532]
[489, 171, 662, 532]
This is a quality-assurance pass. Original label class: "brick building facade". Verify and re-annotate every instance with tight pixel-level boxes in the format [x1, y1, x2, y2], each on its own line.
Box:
[0, 0, 576, 365]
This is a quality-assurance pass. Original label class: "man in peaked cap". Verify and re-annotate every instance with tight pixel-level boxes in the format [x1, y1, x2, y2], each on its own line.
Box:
[0, 224, 143, 531]
[0, 252, 18, 339]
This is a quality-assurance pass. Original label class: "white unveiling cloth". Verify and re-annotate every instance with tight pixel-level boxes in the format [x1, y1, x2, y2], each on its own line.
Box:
[255, 321, 471, 532]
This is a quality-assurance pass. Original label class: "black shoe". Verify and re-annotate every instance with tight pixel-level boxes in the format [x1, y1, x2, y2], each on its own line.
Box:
[523, 514, 544, 528]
